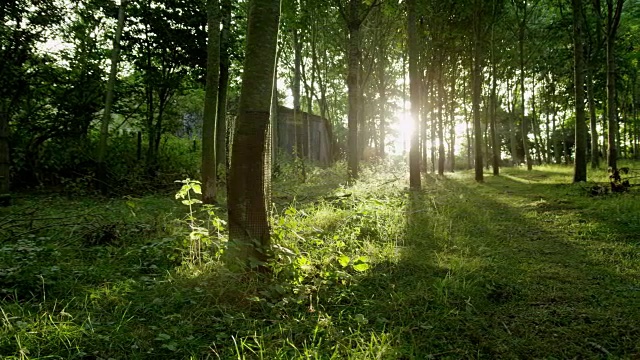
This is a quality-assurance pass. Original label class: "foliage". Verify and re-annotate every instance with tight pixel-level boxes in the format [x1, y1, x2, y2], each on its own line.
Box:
[174, 178, 227, 264]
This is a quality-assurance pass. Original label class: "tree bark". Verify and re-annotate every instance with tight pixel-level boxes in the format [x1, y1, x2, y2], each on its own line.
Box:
[347, 0, 360, 181]
[216, 0, 232, 172]
[227, 0, 280, 269]
[490, 55, 499, 175]
[202, 0, 221, 204]
[572, 0, 587, 182]
[437, 62, 446, 176]
[518, 1, 532, 170]
[606, 0, 624, 170]
[472, 0, 484, 182]
[586, 69, 599, 168]
[97, 0, 126, 194]
[407, 0, 421, 189]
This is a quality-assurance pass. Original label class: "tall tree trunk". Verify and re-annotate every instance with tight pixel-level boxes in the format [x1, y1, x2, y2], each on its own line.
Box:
[227, 0, 280, 269]
[437, 62, 445, 176]
[449, 67, 457, 173]
[202, 0, 221, 204]
[572, 0, 587, 182]
[97, 0, 126, 194]
[530, 80, 543, 164]
[270, 48, 280, 167]
[472, 0, 484, 182]
[292, 28, 306, 181]
[518, 1, 532, 170]
[463, 72, 472, 169]
[377, 49, 387, 159]
[347, 0, 360, 181]
[586, 69, 599, 168]
[407, 0, 421, 189]
[216, 0, 232, 172]
[490, 29, 500, 175]
[606, 0, 624, 170]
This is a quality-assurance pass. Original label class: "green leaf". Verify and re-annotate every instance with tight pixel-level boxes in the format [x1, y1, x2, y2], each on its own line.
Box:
[352, 256, 370, 272]
[155, 333, 171, 341]
[352, 263, 370, 272]
[338, 255, 350, 268]
[191, 184, 202, 194]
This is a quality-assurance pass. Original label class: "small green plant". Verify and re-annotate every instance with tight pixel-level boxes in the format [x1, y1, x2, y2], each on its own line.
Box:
[175, 179, 227, 264]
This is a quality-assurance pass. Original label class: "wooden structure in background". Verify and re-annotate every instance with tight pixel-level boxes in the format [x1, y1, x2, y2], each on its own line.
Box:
[275, 105, 333, 166]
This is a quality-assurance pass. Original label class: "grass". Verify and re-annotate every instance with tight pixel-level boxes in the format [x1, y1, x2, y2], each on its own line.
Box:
[0, 161, 639, 359]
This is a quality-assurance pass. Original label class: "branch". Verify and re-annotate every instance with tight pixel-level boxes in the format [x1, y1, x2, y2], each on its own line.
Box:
[358, 0, 382, 27]
[610, 0, 625, 35]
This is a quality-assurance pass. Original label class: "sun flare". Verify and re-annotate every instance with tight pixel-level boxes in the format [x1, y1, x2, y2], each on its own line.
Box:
[390, 110, 413, 154]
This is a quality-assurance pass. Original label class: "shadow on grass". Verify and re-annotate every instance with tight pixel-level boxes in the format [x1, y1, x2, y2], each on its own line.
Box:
[346, 173, 640, 358]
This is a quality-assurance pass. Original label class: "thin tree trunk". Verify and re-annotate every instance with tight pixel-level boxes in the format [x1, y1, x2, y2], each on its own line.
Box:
[586, 69, 599, 168]
[572, 0, 587, 182]
[490, 60, 499, 175]
[407, 0, 421, 189]
[606, 0, 624, 170]
[518, 1, 532, 170]
[449, 67, 457, 172]
[97, 0, 126, 194]
[202, 0, 221, 204]
[437, 62, 445, 176]
[347, 0, 360, 181]
[472, 0, 484, 182]
[216, 0, 232, 172]
[377, 47, 387, 159]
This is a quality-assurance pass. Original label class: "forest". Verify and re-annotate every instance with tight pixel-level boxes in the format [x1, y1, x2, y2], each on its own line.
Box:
[1, 0, 639, 358]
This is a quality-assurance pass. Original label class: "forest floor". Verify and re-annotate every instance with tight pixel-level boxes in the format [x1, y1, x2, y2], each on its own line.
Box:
[0, 162, 639, 359]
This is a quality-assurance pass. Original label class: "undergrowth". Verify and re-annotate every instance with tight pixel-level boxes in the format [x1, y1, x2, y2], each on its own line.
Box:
[0, 161, 639, 358]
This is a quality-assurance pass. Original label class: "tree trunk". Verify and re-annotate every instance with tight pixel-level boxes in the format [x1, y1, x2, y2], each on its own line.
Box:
[407, 0, 421, 189]
[347, 0, 360, 181]
[216, 0, 232, 172]
[518, 1, 532, 170]
[202, 0, 221, 204]
[472, 0, 484, 182]
[586, 69, 599, 168]
[377, 49, 386, 159]
[97, 0, 126, 194]
[449, 68, 457, 173]
[490, 29, 500, 175]
[227, 0, 280, 270]
[572, 0, 587, 182]
[606, 0, 624, 170]
[437, 62, 445, 176]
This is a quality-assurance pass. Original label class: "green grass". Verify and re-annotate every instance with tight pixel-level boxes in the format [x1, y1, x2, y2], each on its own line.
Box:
[1, 162, 639, 359]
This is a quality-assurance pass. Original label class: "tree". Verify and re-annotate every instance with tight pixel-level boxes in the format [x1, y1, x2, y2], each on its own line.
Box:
[202, 0, 221, 204]
[472, 0, 485, 182]
[407, 0, 421, 189]
[226, 0, 281, 269]
[0, 0, 61, 205]
[601, 0, 625, 170]
[336, 0, 379, 182]
[97, 0, 127, 195]
[572, 0, 588, 182]
[216, 0, 232, 172]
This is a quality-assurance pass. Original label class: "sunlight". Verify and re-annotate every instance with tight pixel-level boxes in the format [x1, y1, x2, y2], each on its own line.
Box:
[390, 110, 413, 154]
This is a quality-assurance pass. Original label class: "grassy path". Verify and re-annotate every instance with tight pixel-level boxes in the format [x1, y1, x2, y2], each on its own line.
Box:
[378, 167, 640, 358]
